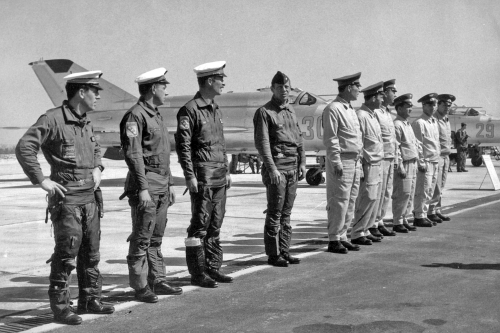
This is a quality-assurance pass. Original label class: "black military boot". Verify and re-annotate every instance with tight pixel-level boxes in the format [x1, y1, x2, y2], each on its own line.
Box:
[268, 255, 288, 267]
[413, 218, 432, 227]
[77, 298, 115, 314]
[135, 285, 158, 303]
[366, 234, 382, 242]
[393, 225, 409, 233]
[403, 220, 417, 231]
[340, 240, 360, 251]
[368, 227, 384, 238]
[151, 281, 183, 295]
[186, 245, 218, 288]
[427, 214, 443, 223]
[207, 269, 234, 283]
[282, 253, 301, 264]
[54, 308, 82, 325]
[436, 212, 451, 221]
[378, 225, 396, 236]
[327, 241, 348, 254]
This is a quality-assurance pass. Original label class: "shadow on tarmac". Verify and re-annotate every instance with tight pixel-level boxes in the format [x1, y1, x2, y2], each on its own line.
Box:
[422, 262, 500, 270]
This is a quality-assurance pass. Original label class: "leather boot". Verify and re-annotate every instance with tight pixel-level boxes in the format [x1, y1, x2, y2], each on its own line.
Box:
[327, 241, 348, 254]
[191, 273, 218, 288]
[282, 253, 301, 264]
[54, 308, 82, 325]
[378, 225, 396, 236]
[413, 218, 432, 227]
[152, 281, 183, 295]
[268, 255, 288, 267]
[207, 269, 234, 283]
[366, 234, 382, 242]
[403, 221, 417, 231]
[340, 240, 360, 251]
[77, 298, 115, 314]
[135, 285, 158, 303]
[186, 245, 218, 288]
[436, 212, 451, 221]
[368, 227, 384, 238]
[393, 225, 409, 233]
[427, 214, 443, 223]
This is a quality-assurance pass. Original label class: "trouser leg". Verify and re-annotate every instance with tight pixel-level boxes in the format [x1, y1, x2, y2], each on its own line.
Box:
[436, 156, 449, 213]
[205, 186, 226, 271]
[428, 156, 444, 215]
[326, 159, 358, 241]
[48, 203, 82, 315]
[263, 175, 286, 257]
[375, 158, 393, 226]
[147, 192, 170, 286]
[413, 162, 438, 218]
[279, 170, 298, 256]
[127, 194, 157, 291]
[351, 163, 381, 238]
[76, 202, 102, 301]
[392, 161, 415, 225]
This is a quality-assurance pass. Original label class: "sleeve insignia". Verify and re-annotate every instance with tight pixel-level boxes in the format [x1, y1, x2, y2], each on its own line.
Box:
[179, 116, 190, 130]
[126, 122, 138, 137]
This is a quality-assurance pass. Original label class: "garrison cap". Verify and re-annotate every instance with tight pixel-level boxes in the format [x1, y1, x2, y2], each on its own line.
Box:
[461, 122, 466, 127]
[383, 79, 396, 91]
[135, 68, 169, 85]
[438, 94, 456, 104]
[64, 70, 103, 90]
[361, 81, 384, 96]
[194, 61, 227, 78]
[271, 71, 290, 86]
[417, 93, 438, 104]
[333, 72, 361, 88]
[394, 93, 413, 107]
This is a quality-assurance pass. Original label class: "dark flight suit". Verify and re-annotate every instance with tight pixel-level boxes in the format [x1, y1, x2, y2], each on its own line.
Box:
[120, 97, 173, 291]
[253, 96, 305, 258]
[455, 128, 468, 171]
[175, 91, 228, 275]
[15, 101, 103, 316]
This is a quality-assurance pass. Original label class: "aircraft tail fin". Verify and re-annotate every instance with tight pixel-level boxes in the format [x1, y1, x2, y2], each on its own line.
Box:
[30, 59, 136, 110]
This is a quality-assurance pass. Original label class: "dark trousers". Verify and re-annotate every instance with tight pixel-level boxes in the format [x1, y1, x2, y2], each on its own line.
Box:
[457, 147, 467, 171]
[188, 185, 227, 271]
[127, 191, 170, 290]
[48, 201, 101, 315]
[263, 169, 298, 257]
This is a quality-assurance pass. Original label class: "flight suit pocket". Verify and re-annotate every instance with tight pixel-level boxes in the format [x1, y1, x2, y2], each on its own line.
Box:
[364, 135, 381, 154]
[364, 163, 380, 200]
[332, 164, 354, 199]
[61, 140, 76, 161]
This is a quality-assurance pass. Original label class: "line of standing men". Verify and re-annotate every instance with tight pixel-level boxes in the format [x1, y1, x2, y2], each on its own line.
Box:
[322, 72, 454, 253]
[15, 62, 309, 326]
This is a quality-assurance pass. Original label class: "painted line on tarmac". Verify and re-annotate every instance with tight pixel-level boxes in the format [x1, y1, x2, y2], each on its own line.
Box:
[446, 198, 500, 217]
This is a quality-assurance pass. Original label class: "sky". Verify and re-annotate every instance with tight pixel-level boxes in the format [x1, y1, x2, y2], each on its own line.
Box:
[1, 0, 500, 145]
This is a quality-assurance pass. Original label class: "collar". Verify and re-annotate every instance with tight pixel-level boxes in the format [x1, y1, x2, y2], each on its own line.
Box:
[421, 113, 434, 122]
[138, 97, 158, 117]
[435, 112, 449, 122]
[395, 115, 409, 124]
[194, 91, 219, 110]
[334, 96, 352, 110]
[62, 101, 89, 125]
[270, 96, 289, 111]
[360, 104, 376, 116]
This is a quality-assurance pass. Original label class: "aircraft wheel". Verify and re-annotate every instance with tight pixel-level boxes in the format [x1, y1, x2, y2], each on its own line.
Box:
[306, 168, 324, 186]
[471, 156, 483, 167]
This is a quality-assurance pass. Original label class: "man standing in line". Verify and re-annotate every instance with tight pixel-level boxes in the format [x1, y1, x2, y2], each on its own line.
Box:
[322, 72, 363, 254]
[120, 68, 183, 303]
[176, 61, 233, 288]
[412, 93, 440, 227]
[427, 94, 455, 223]
[392, 94, 419, 233]
[371, 79, 398, 237]
[455, 122, 469, 172]
[254, 71, 306, 266]
[16, 71, 114, 325]
[351, 82, 385, 245]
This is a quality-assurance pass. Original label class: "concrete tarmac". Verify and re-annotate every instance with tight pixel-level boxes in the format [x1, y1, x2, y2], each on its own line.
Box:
[1, 155, 499, 332]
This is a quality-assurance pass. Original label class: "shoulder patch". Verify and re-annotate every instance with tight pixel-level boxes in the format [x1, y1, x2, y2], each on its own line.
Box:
[179, 116, 190, 130]
[126, 122, 138, 137]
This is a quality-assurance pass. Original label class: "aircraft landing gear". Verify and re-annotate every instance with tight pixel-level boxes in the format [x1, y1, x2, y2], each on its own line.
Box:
[469, 145, 483, 167]
[306, 168, 325, 186]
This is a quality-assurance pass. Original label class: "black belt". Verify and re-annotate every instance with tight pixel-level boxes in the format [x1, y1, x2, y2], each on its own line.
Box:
[58, 178, 93, 187]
